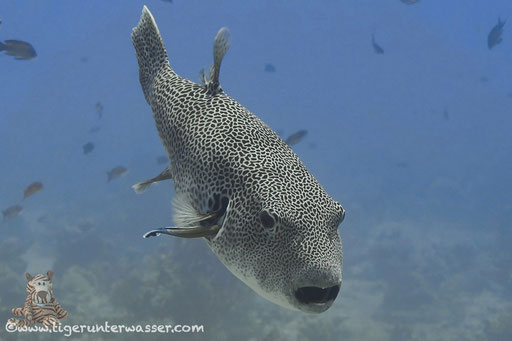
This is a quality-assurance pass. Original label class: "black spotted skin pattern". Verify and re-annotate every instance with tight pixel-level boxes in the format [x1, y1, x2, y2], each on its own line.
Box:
[132, 7, 345, 312]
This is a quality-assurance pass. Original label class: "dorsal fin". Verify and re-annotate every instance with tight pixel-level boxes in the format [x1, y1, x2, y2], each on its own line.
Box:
[201, 27, 231, 95]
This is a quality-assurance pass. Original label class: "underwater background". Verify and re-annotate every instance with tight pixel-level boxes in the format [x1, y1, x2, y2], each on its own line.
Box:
[1, 0, 511, 340]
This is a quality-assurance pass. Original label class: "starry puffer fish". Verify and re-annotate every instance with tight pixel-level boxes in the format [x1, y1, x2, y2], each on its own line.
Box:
[131, 6, 345, 313]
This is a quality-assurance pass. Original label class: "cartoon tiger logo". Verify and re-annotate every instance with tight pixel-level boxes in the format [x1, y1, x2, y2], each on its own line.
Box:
[7, 270, 67, 329]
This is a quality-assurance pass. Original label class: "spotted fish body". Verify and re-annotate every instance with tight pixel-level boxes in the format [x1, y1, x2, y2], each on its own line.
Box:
[132, 6, 345, 313]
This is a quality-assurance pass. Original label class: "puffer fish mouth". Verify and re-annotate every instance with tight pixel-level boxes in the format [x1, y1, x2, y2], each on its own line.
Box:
[294, 285, 340, 307]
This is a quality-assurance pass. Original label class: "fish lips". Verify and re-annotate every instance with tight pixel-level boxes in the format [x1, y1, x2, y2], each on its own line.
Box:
[291, 283, 341, 313]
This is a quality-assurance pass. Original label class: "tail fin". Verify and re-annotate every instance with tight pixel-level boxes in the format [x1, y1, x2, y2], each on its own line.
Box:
[131, 6, 172, 104]
[0, 41, 6, 52]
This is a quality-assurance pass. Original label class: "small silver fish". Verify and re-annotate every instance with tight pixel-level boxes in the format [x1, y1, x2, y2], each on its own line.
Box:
[95, 102, 104, 119]
[264, 63, 276, 73]
[443, 108, 449, 121]
[83, 142, 95, 154]
[2, 205, 23, 221]
[23, 181, 44, 200]
[284, 129, 308, 146]
[107, 166, 128, 182]
[400, 0, 420, 4]
[488, 18, 506, 50]
[479, 76, 490, 83]
[77, 221, 94, 233]
[372, 34, 384, 54]
[0, 40, 37, 60]
[37, 215, 48, 223]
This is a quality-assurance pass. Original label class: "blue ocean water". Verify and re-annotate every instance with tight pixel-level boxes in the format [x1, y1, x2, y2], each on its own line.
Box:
[1, 0, 511, 340]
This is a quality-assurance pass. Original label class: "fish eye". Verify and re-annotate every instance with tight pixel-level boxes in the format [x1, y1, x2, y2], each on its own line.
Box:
[37, 282, 40, 285]
[335, 203, 346, 227]
[340, 206, 346, 223]
[260, 209, 277, 229]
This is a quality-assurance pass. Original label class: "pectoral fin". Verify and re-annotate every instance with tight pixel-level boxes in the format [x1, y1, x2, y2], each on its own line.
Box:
[132, 166, 173, 194]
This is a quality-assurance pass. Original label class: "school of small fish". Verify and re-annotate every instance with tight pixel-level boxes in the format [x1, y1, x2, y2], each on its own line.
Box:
[2, 181, 44, 222]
